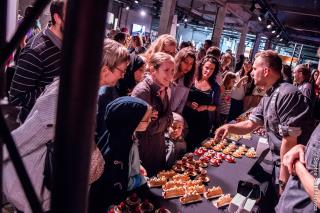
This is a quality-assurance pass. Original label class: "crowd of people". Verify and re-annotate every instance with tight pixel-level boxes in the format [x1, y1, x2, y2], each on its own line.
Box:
[3, 1, 320, 213]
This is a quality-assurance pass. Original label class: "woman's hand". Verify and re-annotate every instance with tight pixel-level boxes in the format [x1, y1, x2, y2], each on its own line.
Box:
[140, 165, 147, 176]
[196, 105, 207, 112]
[191, 102, 199, 110]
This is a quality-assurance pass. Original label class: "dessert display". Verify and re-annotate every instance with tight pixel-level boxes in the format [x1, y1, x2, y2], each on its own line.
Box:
[222, 147, 232, 155]
[172, 160, 185, 173]
[126, 193, 141, 209]
[111, 202, 129, 213]
[242, 133, 252, 140]
[186, 166, 197, 177]
[216, 152, 225, 160]
[162, 186, 185, 199]
[185, 185, 206, 194]
[199, 156, 210, 164]
[195, 169, 210, 183]
[155, 208, 171, 213]
[148, 176, 167, 187]
[162, 180, 185, 191]
[213, 194, 233, 208]
[246, 148, 256, 158]
[238, 144, 248, 153]
[194, 147, 207, 156]
[225, 155, 236, 163]
[228, 142, 237, 150]
[139, 199, 154, 213]
[180, 191, 202, 204]
[181, 156, 188, 165]
[157, 170, 176, 179]
[218, 142, 226, 149]
[204, 186, 223, 199]
[172, 173, 190, 182]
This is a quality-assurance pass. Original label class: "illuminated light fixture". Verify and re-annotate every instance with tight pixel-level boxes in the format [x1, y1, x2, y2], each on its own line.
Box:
[276, 34, 280, 38]
[140, 10, 146, 17]
[271, 29, 276, 34]
[205, 26, 208, 30]
[267, 24, 272, 29]
[134, 0, 139, 4]
[177, 23, 180, 26]
[258, 16, 262, 22]
[125, 6, 130, 10]
[280, 38, 283, 42]
[184, 18, 188, 22]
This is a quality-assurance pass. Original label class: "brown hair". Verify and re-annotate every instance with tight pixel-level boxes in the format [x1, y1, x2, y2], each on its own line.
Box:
[173, 47, 197, 88]
[222, 72, 237, 89]
[197, 55, 220, 87]
[206, 46, 221, 60]
[149, 52, 175, 71]
[101, 39, 129, 69]
[132, 35, 143, 47]
[255, 50, 283, 73]
[295, 64, 311, 82]
[144, 34, 177, 63]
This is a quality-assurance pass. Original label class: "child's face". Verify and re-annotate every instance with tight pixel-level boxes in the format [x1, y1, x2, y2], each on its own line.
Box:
[169, 121, 184, 140]
[227, 79, 236, 89]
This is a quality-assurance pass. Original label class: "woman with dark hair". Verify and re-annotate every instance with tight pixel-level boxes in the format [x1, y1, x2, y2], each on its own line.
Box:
[129, 35, 146, 54]
[89, 96, 152, 213]
[170, 47, 197, 114]
[282, 64, 293, 84]
[183, 55, 220, 151]
[117, 54, 145, 96]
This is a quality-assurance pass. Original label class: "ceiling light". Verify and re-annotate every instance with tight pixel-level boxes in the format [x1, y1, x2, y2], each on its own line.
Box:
[134, 0, 139, 4]
[140, 10, 146, 17]
[271, 30, 276, 34]
[205, 27, 208, 30]
[177, 23, 180, 26]
[267, 24, 272, 29]
[184, 18, 188, 22]
[125, 6, 130, 10]
[258, 16, 262, 22]
[280, 38, 283, 42]
[276, 34, 280, 38]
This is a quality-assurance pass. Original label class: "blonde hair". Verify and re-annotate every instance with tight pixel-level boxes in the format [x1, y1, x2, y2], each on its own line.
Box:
[149, 52, 174, 71]
[101, 39, 129, 69]
[144, 34, 177, 63]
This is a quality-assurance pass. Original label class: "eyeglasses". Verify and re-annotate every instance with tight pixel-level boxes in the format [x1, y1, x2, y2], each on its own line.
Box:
[114, 66, 126, 73]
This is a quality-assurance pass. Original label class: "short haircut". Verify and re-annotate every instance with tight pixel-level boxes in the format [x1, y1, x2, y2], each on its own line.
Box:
[149, 52, 174, 70]
[255, 50, 283, 73]
[101, 39, 129, 70]
[114, 32, 126, 43]
[206, 46, 221, 59]
[295, 64, 311, 81]
[50, 0, 64, 25]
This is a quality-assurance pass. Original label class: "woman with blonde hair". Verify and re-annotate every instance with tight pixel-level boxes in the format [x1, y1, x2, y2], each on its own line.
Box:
[170, 47, 197, 113]
[132, 52, 175, 176]
[143, 34, 177, 63]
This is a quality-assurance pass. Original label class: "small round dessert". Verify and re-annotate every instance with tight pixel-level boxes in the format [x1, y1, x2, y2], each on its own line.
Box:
[228, 142, 237, 149]
[216, 153, 225, 160]
[111, 202, 128, 213]
[139, 199, 154, 213]
[196, 169, 210, 183]
[225, 155, 236, 163]
[199, 156, 210, 163]
[181, 156, 188, 165]
[210, 158, 220, 167]
[222, 148, 232, 155]
[126, 193, 141, 209]
[213, 145, 223, 152]
[232, 151, 243, 158]
[238, 144, 248, 152]
[172, 160, 185, 173]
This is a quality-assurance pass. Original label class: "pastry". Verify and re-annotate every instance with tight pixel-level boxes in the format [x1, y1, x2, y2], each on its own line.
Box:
[195, 169, 210, 183]
[228, 133, 241, 141]
[162, 180, 184, 191]
[155, 208, 171, 213]
[210, 158, 220, 167]
[246, 148, 256, 158]
[148, 176, 167, 187]
[185, 153, 194, 161]
[225, 155, 236, 163]
[218, 142, 226, 149]
[126, 193, 141, 208]
[186, 166, 197, 177]
[204, 186, 223, 199]
[157, 170, 176, 179]
[180, 191, 202, 204]
[172, 173, 190, 182]
[213, 144, 223, 152]
[216, 153, 225, 160]
[202, 140, 213, 149]
[199, 156, 210, 163]
[172, 160, 185, 173]
[181, 157, 188, 165]
[222, 147, 232, 155]
[186, 185, 206, 194]
[242, 133, 252, 140]
[194, 148, 205, 156]
[112, 202, 129, 213]
[184, 180, 203, 187]
[238, 144, 248, 152]
[139, 199, 154, 213]
[228, 142, 237, 149]
[162, 186, 185, 199]
[232, 150, 243, 158]
[213, 194, 233, 208]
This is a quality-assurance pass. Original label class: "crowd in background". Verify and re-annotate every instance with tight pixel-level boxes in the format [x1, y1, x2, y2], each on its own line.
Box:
[2, 1, 320, 212]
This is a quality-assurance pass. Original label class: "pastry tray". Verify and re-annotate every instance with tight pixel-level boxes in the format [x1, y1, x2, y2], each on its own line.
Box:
[180, 196, 202, 205]
[203, 192, 223, 200]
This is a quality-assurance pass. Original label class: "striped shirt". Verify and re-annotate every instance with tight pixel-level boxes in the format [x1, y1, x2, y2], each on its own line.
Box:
[9, 28, 61, 123]
[220, 89, 232, 115]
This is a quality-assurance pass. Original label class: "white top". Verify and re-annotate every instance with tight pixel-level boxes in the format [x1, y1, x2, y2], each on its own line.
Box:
[231, 72, 246, 100]
[170, 78, 190, 114]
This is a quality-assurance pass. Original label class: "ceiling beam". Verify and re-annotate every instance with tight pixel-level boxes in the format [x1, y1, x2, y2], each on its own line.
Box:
[271, 5, 320, 18]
